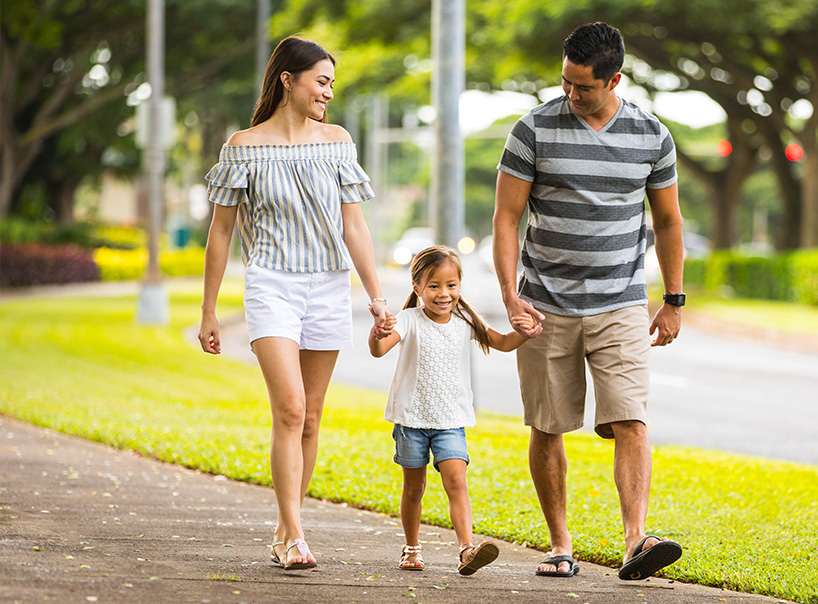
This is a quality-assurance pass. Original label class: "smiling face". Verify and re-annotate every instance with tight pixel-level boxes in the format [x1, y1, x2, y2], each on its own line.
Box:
[561, 57, 621, 121]
[413, 261, 461, 324]
[283, 58, 335, 120]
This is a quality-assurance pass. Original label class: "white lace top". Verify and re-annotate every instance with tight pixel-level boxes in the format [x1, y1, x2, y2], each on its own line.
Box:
[384, 306, 476, 429]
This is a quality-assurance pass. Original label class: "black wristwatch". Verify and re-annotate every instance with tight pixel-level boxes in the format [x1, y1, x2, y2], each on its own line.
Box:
[663, 293, 686, 306]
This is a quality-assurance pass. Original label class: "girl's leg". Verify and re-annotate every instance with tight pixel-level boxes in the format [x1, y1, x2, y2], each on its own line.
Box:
[400, 466, 427, 570]
[401, 467, 427, 546]
[439, 458, 500, 574]
[437, 459, 473, 548]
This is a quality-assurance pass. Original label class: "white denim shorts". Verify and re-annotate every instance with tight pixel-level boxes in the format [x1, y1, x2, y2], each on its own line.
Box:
[243, 263, 353, 351]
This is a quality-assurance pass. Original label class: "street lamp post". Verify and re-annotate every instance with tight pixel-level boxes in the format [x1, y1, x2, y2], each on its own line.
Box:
[137, 0, 169, 325]
[256, 0, 271, 92]
[431, 0, 465, 248]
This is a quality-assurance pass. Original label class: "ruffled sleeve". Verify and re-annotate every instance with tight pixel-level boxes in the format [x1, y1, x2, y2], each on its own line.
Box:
[338, 161, 375, 204]
[204, 161, 249, 207]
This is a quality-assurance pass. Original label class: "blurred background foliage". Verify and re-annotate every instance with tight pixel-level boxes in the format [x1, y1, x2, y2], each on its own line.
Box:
[2, 0, 818, 292]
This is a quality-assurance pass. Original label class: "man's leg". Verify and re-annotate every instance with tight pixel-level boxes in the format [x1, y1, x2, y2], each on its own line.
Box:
[610, 420, 653, 560]
[529, 427, 573, 574]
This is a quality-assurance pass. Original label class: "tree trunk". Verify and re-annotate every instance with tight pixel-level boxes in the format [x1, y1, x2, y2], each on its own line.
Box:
[801, 149, 818, 248]
[0, 138, 41, 218]
[48, 178, 82, 224]
[709, 175, 739, 249]
[755, 119, 801, 249]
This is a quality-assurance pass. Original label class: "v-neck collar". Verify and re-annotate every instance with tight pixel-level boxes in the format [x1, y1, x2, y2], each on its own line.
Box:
[572, 96, 624, 136]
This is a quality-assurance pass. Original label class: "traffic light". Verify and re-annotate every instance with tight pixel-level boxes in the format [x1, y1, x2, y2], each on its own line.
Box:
[785, 143, 804, 162]
[716, 139, 733, 157]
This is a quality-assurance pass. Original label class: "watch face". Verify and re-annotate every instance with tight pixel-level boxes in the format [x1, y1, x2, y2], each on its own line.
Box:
[664, 293, 686, 306]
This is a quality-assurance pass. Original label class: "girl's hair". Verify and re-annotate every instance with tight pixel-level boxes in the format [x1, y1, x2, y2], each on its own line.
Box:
[251, 36, 336, 127]
[403, 245, 492, 354]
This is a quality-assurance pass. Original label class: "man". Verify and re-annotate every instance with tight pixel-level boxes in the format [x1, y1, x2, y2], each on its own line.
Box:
[493, 22, 685, 580]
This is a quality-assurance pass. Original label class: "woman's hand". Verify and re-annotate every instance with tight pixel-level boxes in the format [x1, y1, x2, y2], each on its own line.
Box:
[198, 312, 222, 354]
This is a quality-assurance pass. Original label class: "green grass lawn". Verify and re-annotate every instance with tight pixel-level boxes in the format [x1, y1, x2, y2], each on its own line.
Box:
[1, 283, 817, 603]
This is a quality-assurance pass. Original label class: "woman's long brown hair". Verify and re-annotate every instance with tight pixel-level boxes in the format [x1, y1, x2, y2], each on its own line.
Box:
[403, 245, 492, 354]
[251, 36, 335, 127]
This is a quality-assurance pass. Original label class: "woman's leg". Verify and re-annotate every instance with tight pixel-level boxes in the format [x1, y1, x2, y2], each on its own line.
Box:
[297, 349, 339, 500]
[437, 459, 473, 548]
[253, 338, 335, 566]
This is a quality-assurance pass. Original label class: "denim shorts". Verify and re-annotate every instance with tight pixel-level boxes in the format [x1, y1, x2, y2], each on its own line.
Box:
[392, 424, 469, 472]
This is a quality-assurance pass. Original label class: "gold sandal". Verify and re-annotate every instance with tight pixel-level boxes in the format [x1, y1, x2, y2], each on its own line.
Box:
[270, 541, 285, 567]
[399, 544, 425, 570]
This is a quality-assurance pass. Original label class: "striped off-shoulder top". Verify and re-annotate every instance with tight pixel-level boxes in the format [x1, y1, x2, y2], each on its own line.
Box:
[205, 141, 374, 272]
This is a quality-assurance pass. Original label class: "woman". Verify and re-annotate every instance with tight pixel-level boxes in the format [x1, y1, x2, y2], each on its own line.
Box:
[198, 36, 390, 570]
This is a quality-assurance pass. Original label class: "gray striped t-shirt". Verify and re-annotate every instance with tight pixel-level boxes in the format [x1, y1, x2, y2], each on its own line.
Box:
[205, 141, 374, 272]
[498, 96, 677, 317]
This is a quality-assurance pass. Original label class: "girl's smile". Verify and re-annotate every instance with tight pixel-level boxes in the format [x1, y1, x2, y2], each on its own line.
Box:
[413, 261, 461, 324]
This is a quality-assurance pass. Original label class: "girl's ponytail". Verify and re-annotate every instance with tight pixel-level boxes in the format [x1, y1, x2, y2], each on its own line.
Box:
[403, 290, 420, 309]
[454, 297, 491, 355]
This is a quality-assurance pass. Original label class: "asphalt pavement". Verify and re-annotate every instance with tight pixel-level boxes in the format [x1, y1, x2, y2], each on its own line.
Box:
[0, 417, 792, 604]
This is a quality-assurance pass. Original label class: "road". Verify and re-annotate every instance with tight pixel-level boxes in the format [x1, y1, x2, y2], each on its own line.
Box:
[221, 256, 818, 466]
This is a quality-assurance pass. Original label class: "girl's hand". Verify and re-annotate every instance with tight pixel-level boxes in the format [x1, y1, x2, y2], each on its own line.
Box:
[198, 312, 221, 354]
[512, 312, 542, 338]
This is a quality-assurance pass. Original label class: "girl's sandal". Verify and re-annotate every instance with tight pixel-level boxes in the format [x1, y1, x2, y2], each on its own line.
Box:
[399, 544, 425, 570]
[458, 540, 500, 575]
[283, 538, 317, 570]
[270, 541, 285, 567]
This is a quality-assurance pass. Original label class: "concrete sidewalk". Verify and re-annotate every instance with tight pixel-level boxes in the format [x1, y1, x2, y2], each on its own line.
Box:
[1, 417, 789, 604]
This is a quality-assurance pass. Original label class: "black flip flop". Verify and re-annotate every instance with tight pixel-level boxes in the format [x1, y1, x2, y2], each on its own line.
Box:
[618, 535, 682, 580]
[535, 554, 580, 577]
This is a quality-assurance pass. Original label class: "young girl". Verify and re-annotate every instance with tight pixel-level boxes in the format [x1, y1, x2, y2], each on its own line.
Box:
[368, 245, 540, 575]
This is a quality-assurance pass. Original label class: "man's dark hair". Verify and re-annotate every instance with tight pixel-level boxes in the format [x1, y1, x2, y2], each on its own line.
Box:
[563, 22, 625, 83]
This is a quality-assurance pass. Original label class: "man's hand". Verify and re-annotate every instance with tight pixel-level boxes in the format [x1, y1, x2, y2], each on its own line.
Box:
[506, 295, 545, 337]
[650, 304, 682, 346]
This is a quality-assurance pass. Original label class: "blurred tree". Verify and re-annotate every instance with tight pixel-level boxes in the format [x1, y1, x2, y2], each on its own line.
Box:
[281, 0, 818, 249]
[0, 0, 257, 221]
[467, 0, 818, 249]
[607, 0, 818, 249]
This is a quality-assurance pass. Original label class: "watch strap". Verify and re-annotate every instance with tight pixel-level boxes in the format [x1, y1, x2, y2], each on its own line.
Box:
[663, 293, 686, 306]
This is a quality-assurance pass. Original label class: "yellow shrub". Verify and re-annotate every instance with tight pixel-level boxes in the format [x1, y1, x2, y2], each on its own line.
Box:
[94, 246, 205, 281]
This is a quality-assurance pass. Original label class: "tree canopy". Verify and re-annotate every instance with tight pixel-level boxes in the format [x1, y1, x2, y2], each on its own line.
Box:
[4, 0, 818, 249]
[1, 0, 257, 220]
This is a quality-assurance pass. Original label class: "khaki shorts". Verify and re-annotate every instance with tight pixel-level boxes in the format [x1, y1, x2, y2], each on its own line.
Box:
[516, 305, 650, 439]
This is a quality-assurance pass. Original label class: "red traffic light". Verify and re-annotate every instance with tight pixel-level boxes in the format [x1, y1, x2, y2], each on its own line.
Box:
[785, 143, 804, 162]
[716, 139, 733, 157]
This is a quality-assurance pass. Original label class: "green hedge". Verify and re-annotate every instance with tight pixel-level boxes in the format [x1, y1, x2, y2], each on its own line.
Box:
[685, 249, 818, 305]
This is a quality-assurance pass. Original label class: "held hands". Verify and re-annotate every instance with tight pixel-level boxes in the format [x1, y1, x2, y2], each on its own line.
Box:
[511, 311, 543, 338]
[368, 299, 395, 339]
[505, 295, 545, 338]
[371, 311, 397, 340]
